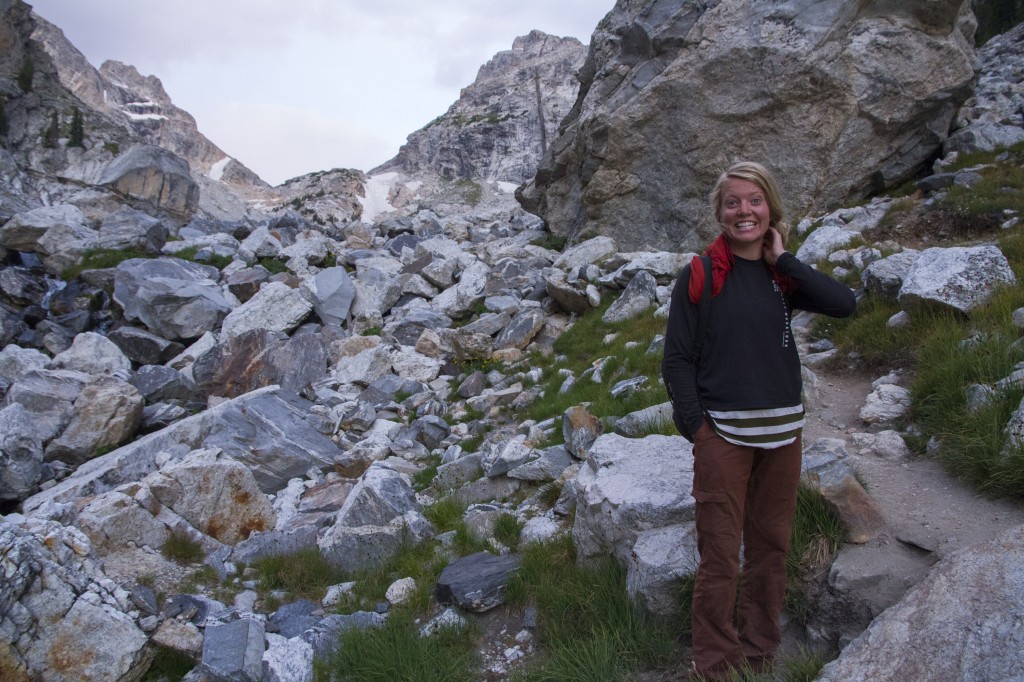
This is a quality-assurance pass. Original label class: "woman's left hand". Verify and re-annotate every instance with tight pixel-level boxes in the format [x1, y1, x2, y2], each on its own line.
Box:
[762, 227, 785, 266]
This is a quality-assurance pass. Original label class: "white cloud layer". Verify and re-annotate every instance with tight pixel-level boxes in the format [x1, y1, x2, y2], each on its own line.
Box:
[29, 0, 613, 185]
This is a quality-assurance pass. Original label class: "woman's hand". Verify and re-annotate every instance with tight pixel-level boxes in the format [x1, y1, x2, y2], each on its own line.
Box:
[762, 226, 785, 266]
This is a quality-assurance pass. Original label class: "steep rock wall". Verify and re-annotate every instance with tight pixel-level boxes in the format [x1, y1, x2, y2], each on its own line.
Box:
[518, 0, 977, 252]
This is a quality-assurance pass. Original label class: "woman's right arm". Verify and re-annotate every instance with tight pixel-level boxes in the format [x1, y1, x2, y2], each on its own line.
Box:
[661, 265, 705, 442]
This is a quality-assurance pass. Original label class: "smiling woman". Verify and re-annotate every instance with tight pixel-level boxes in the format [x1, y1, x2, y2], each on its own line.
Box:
[662, 161, 856, 681]
[26, 0, 613, 183]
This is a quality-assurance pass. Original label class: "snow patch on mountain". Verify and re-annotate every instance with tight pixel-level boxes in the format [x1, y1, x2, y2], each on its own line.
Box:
[359, 173, 399, 223]
[209, 157, 232, 182]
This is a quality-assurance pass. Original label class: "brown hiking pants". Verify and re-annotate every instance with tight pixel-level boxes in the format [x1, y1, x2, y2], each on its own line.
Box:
[689, 421, 802, 677]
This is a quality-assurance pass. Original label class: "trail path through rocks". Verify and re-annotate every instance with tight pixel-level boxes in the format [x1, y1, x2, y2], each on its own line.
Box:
[806, 368, 1024, 566]
[797, 365, 1024, 650]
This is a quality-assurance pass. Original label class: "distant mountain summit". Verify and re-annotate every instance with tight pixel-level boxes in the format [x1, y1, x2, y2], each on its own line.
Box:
[374, 30, 587, 185]
[31, 13, 268, 195]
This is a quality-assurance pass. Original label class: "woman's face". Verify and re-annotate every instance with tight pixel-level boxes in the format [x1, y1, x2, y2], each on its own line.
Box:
[718, 177, 770, 253]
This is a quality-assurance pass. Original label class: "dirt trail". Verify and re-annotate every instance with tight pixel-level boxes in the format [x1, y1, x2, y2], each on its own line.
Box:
[793, 361, 1024, 654]
[805, 367, 1024, 561]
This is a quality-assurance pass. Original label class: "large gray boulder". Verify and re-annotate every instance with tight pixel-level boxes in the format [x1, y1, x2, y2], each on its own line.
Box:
[113, 257, 234, 340]
[220, 281, 313, 340]
[572, 433, 695, 566]
[43, 376, 144, 465]
[143, 448, 276, 545]
[519, 0, 976, 252]
[318, 464, 432, 571]
[21, 387, 340, 514]
[4, 368, 90, 444]
[897, 245, 1017, 315]
[817, 523, 1024, 682]
[0, 204, 96, 276]
[0, 403, 45, 502]
[94, 207, 169, 254]
[861, 249, 921, 299]
[98, 144, 199, 218]
[301, 266, 356, 327]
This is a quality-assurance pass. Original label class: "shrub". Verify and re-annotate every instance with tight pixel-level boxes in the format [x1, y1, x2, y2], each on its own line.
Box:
[68, 106, 84, 148]
[17, 56, 34, 92]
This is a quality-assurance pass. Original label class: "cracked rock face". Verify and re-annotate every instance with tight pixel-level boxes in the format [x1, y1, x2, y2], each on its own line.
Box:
[0, 516, 151, 682]
[520, 0, 977, 253]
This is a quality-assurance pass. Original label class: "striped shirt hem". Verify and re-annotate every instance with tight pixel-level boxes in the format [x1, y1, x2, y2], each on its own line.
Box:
[706, 404, 805, 448]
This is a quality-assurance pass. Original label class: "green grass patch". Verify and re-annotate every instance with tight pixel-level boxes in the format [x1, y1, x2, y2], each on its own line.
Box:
[344, 541, 450, 615]
[506, 535, 681, 680]
[62, 247, 155, 280]
[785, 485, 845, 623]
[252, 548, 345, 602]
[317, 609, 479, 681]
[777, 646, 829, 682]
[524, 301, 668, 424]
[423, 497, 467, 532]
[909, 285, 1024, 497]
[943, 163, 1024, 234]
[173, 245, 233, 270]
[412, 456, 441, 491]
[809, 295, 916, 371]
[160, 529, 205, 564]
[530, 232, 568, 252]
[494, 512, 523, 549]
[257, 256, 290, 274]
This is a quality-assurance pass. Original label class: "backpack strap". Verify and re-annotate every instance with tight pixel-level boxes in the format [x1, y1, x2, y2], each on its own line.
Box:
[690, 255, 712, 367]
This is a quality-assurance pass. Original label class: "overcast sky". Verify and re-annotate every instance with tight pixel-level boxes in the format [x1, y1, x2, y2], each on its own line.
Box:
[27, 0, 613, 186]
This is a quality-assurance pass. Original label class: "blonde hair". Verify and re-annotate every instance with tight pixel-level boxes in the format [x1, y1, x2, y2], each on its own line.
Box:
[710, 161, 789, 246]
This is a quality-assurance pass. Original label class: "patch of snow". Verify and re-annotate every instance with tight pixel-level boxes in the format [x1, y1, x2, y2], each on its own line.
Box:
[404, 181, 423, 192]
[209, 157, 232, 182]
[124, 112, 168, 121]
[359, 172, 399, 223]
[497, 181, 520, 194]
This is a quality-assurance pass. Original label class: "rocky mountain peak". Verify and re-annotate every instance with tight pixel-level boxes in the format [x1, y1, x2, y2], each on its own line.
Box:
[31, 12, 268, 195]
[373, 31, 588, 185]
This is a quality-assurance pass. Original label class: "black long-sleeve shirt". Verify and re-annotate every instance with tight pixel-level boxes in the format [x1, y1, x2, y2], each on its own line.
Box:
[661, 252, 856, 441]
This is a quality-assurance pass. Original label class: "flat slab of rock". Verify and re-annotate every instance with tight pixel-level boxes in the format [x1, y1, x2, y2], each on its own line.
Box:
[435, 551, 522, 612]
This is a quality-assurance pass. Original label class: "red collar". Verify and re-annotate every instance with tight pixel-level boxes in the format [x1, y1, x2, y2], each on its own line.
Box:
[688, 234, 796, 304]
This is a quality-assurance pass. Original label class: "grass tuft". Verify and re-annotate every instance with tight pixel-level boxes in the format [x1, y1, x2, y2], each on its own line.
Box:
[160, 530, 205, 564]
[252, 548, 345, 602]
[61, 247, 156, 280]
[494, 512, 523, 550]
[317, 610, 479, 681]
[506, 535, 680, 680]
